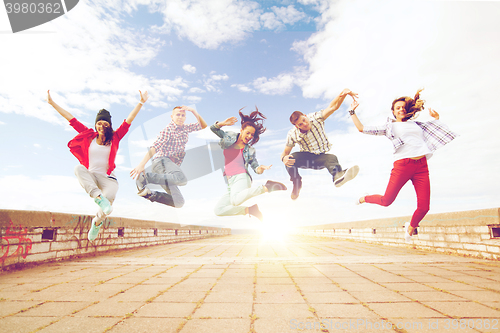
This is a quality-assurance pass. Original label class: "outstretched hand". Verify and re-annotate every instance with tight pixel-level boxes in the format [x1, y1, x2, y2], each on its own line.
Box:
[341, 89, 359, 99]
[130, 166, 145, 180]
[429, 108, 439, 120]
[140, 90, 149, 104]
[219, 117, 237, 127]
[46, 90, 54, 105]
[350, 99, 359, 111]
[257, 165, 272, 174]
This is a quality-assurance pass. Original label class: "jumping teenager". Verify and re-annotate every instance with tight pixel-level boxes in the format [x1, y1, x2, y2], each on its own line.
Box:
[47, 89, 149, 241]
[211, 109, 287, 221]
[280, 88, 360, 200]
[349, 89, 458, 242]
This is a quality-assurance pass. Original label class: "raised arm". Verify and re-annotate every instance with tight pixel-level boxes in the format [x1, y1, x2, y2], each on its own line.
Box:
[130, 146, 156, 179]
[322, 88, 358, 120]
[47, 90, 74, 122]
[348, 99, 364, 132]
[183, 105, 207, 129]
[126, 90, 149, 125]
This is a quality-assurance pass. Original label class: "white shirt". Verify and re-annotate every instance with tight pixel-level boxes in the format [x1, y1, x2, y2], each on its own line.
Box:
[392, 121, 432, 161]
[88, 138, 114, 176]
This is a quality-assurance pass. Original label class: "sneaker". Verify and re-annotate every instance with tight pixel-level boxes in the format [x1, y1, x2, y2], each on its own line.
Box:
[88, 217, 103, 241]
[265, 180, 287, 192]
[291, 178, 302, 200]
[404, 222, 413, 243]
[355, 193, 368, 205]
[248, 204, 263, 221]
[136, 172, 147, 191]
[137, 185, 152, 198]
[334, 165, 359, 188]
[94, 195, 112, 215]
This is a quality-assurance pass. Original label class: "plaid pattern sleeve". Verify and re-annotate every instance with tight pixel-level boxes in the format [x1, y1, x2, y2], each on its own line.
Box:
[363, 119, 404, 152]
[185, 122, 202, 133]
[416, 120, 458, 152]
[362, 124, 387, 136]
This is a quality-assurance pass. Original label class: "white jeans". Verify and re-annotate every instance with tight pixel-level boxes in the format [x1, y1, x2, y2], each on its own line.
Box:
[214, 173, 265, 216]
[74, 165, 118, 221]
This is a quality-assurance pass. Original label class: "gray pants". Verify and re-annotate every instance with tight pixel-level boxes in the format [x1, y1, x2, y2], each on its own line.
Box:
[139, 157, 187, 208]
[74, 165, 118, 222]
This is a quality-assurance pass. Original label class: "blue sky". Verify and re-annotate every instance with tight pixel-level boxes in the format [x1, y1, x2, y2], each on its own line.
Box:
[1, 0, 499, 230]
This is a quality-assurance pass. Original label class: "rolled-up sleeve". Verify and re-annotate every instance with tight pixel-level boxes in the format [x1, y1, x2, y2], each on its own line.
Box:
[362, 125, 386, 136]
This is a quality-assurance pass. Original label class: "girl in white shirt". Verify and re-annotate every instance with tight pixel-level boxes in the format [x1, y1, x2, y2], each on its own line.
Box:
[349, 89, 457, 242]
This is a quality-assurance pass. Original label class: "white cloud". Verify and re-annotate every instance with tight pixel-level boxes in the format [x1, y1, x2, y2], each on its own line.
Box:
[182, 64, 197, 74]
[0, 1, 185, 125]
[272, 5, 307, 25]
[253, 73, 296, 95]
[189, 87, 205, 94]
[0, 121, 5, 125]
[285, 0, 500, 217]
[260, 5, 307, 31]
[152, 0, 262, 49]
[203, 72, 229, 92]
[231, 84, 254, 93]
[260, 12, 282, 30]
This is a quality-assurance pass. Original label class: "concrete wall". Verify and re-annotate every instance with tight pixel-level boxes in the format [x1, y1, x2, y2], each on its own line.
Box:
[0, 209, 230, 271]
[295, 208, 500, 260]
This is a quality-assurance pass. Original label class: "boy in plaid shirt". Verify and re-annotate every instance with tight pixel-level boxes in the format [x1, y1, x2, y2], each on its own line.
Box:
[130, 106, 207, 207]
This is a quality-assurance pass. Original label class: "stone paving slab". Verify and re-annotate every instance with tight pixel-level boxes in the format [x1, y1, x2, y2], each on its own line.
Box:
[1, 235, 500, 333]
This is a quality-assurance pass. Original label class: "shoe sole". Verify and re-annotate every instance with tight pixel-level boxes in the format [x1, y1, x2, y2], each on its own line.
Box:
[335, 165, 359, 187]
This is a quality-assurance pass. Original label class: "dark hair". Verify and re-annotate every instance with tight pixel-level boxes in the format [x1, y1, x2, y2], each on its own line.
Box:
[290, 111, 304, 125]
[239, 107, 266, 146]
[391, 89, 425, 121]
[101, 126, 114, 146]
[95, 109, 114, 146]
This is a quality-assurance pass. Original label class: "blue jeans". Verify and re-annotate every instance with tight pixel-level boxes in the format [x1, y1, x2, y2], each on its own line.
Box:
[139, 157, 187, 208]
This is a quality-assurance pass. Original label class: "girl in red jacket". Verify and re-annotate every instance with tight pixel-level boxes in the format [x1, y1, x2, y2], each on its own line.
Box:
[47, 90, 148, 241]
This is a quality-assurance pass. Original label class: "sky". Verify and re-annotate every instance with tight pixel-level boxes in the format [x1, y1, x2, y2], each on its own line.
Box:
[1, 0, 499, 231]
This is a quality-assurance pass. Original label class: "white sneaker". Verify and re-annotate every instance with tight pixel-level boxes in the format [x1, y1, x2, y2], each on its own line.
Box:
[334, 165, 359, 187]
[404, 222, 413, 243]
[138, 186, 152, 197]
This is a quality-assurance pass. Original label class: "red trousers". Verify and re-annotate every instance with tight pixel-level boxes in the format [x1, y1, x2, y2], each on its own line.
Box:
[365, 157, 430, 228]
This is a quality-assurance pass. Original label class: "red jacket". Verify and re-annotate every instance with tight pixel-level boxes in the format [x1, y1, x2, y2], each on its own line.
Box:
[68, 118, 130, 175]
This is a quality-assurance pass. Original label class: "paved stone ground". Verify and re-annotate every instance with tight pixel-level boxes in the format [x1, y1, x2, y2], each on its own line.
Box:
[1, 235, 500, 333]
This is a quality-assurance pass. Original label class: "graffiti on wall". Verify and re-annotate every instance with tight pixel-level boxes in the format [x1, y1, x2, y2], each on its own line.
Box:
[1, 220, 33, 263]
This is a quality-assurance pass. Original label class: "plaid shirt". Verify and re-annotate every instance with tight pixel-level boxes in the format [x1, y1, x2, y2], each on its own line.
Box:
[152, 122, 202, 165]
[363, 118, 458, 156]
[285, 111, 332, 154]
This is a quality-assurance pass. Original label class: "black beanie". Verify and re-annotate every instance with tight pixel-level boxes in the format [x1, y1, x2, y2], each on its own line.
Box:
[95, 109, 112, 126]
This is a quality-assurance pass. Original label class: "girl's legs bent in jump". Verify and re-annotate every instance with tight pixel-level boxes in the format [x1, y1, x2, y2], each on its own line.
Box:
[214, 173, 266, 217]
[364, 158, 430, 228]
[74, 165, 119, 223]
[364, 159, 412, 207]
